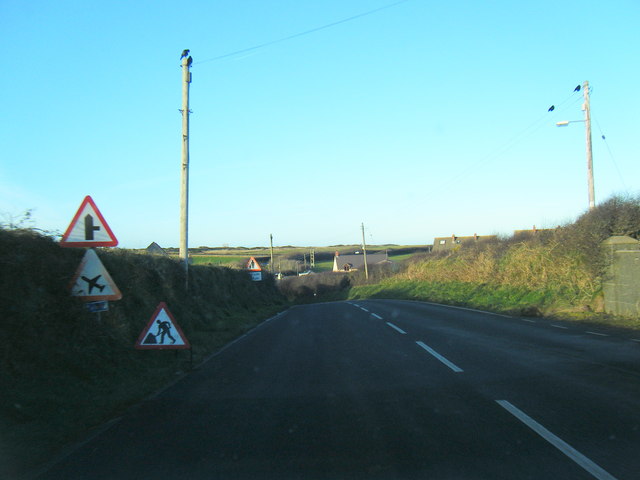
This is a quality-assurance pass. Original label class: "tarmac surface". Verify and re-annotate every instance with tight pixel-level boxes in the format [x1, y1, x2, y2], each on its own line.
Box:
[38, 300, 640, 479]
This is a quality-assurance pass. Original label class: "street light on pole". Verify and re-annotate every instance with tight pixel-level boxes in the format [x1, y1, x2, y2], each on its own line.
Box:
[556, 80, 595, 211]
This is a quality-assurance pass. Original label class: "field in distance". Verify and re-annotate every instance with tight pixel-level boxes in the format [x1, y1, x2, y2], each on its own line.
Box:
[159, 245, 431, 272]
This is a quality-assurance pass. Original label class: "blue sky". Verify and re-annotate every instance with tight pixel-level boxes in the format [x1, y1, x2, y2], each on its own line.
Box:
[1, 0, 638, 249]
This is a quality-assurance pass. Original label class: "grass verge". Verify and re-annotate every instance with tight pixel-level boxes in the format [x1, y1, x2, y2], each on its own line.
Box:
[0, 228, 287, 479]
[347, 279, 640, 332]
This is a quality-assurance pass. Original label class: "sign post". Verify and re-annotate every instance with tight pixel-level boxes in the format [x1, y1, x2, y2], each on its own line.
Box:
[62, 195, 121, 320]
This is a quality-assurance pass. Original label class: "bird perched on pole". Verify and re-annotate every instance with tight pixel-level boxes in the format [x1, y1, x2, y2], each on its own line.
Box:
[187, 56, 193, 67]
[180, 49, 190, 59]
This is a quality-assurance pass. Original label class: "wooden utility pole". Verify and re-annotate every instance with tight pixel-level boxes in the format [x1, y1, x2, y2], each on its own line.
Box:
[180, 51, 192, 283]
[270, 234, 274, 272]
[361, 223, 369, 281]
[583, 80, 595, 210]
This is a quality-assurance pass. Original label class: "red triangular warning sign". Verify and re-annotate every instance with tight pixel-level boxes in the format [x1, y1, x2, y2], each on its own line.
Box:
[70, 249, 122, 301]
[247, 256, 261, 271]
[135, 302, 190, 350]
[60, 196, 118, 247]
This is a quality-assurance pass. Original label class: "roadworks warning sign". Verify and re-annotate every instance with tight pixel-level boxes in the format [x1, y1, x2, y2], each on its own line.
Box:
[135, 302, 190, 350]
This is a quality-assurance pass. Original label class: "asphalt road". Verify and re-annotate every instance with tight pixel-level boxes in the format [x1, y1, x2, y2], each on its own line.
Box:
[37, 300, 640, 479]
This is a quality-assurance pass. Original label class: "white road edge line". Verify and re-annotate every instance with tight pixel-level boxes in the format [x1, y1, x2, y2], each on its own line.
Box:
[496, 400, 619, 480]
[360, 308, 369, 312]
[424, 302, 513, 318]
[371, 313, 383, 320]
[416, 341, 463, 373]
[386, 322, 406, 334]
[521, 319, 537, 323]
[586, 331, 609, 337]
[551, 324, 569, 329]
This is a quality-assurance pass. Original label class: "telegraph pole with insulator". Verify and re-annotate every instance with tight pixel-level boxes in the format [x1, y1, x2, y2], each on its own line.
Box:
[583, 80, 595, 210]
[179, 49, 192, 286]
[361, 223, 369, 281]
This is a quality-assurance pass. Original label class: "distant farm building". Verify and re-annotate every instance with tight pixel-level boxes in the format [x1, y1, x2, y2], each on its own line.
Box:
[333, 251, 391, 272]
[432, 234, 498, 252]
[146, 242, 167, 256]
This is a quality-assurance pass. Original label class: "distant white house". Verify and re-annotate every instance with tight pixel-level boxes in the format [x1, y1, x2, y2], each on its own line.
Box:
[332, 251, 391, 272]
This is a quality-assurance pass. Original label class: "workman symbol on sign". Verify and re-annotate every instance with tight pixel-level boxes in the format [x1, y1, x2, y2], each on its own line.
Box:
[156, 319, 176, 344]
[135, 303, 189, 349]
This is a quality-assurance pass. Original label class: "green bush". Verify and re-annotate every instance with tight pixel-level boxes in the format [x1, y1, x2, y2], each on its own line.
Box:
[553, 194, 640, 277]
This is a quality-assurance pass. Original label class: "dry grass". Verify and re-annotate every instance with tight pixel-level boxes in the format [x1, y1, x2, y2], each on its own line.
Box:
[400, 242, 597, 305]
[397, 195, 640, 308]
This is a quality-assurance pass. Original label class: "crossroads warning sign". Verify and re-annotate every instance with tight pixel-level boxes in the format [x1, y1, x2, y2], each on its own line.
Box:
[60, 196, 118, 247]
[135, 302, 190, 350]
[70, 249, 122, 301]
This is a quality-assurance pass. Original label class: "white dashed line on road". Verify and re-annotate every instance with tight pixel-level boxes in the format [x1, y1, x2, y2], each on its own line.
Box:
[586, 331, 609, 337]
[386, 322, 406, 334]
[496, 400, 619, 480]
[551, 324, 569, 330]
[416, 341, 464, 373]
[371, 313, 383, 320]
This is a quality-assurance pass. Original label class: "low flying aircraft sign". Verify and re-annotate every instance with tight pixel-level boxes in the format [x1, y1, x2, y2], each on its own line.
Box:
[70, 249, 122, 301]
[60, 196, 118, 247]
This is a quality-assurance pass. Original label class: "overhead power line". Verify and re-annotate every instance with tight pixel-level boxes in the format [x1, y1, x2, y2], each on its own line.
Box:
[421, 88, 583, 199]
[595, 118, 628, 194]
[195, 0, 412, 65]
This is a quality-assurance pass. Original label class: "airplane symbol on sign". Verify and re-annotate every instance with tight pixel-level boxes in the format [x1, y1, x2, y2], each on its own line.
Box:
[81, 275, 105, 294]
